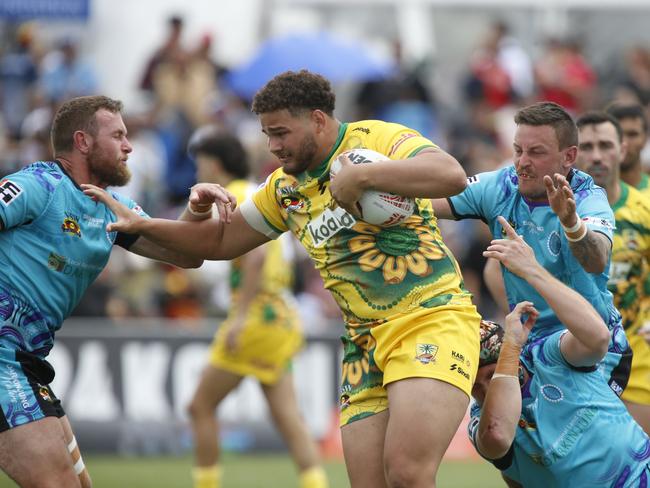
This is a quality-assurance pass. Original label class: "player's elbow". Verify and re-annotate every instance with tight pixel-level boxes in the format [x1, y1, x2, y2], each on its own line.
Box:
[590, 320, 610, 359]
[443, 158, 468, 196]
[478, 424, 514, 460]
[180, 257, 204, 269]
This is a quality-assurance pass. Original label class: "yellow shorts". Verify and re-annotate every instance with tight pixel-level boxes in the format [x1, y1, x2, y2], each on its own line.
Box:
[209, 295, 303, 385]
[621, 333, 650, 405]
[339, 299, 481, 427]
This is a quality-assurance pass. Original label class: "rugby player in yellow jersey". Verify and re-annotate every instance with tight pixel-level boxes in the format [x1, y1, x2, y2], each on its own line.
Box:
[82, 70, 481, 488]
[606, 103, 650, 197]
[575, 111, 650, 435]
[184, 127, 328, 488]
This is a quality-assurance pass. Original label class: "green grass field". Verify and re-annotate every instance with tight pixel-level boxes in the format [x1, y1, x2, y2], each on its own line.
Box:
[0, 453, 504, 487]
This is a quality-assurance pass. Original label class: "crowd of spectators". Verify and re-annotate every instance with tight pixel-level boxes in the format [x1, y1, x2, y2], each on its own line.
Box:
[1, 17, 649, 329]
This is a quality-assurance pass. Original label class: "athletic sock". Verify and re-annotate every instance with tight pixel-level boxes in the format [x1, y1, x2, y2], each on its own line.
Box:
[192, 464, 222, 488]
[299, 466, 329, 488]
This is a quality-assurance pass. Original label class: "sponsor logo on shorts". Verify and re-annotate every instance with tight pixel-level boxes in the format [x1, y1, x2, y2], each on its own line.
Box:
[3, 364, 31, 409]
[451, 350, 471, 368]
[0, 179, 23, 207]
[62, 214, 82, 238]
[307, 207, 356, 247]
[414, 343, 438, 365]
[38, 386, 52, 402]
[450, 363, 470, 380]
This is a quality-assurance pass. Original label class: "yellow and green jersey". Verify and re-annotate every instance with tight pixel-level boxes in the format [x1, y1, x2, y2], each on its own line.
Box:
[240, 120, 472, 327]
[609, 182, 650, 334]
[227, 179, 293, 299]
[636, 173, 650, 200]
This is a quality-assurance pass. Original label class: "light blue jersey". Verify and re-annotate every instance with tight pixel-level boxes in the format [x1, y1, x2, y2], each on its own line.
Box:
[469, 331, 650, 488]
[449, 166, 630, 393]
[0, 161, 145, 357]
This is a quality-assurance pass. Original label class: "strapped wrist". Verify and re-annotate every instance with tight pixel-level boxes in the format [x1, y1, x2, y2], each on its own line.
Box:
[565, 223, 588, 242]
[561, 214, 582, 233]
[187, 202, 213, 217]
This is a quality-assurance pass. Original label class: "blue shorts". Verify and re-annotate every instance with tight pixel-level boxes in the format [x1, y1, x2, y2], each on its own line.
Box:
[0, 346, 64, 431]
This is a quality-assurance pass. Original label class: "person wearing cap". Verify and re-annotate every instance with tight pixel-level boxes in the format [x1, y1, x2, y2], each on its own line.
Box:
[184, 126, 328, 488]
[469, 216, 650, 487]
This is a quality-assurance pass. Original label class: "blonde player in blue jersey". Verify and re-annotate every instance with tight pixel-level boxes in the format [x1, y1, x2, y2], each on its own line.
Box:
[83, 70, 482, 488]
[0, 96, 235, 487]
[574, 110, 650, 435]
[185, 127, 328, 488]
[434, 102, 631, 398]
[470, 216, 650, 488]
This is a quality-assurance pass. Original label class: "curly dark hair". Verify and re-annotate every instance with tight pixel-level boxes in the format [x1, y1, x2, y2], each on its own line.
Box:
[51, 95, 123, 155]
[514, 101, 578, 149]
[251, 70, 336, 116]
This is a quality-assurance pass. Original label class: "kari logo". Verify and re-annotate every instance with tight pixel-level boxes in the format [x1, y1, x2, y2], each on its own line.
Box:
[307, 207, 356, 247]
[62, 215, 82, 238]
[0, 179, 23, 206]
[414, 343, 438, 365]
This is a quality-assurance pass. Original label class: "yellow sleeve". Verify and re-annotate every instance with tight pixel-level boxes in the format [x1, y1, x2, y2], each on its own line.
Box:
[368, 121, 440, 160]
[239, 171, 288, 239]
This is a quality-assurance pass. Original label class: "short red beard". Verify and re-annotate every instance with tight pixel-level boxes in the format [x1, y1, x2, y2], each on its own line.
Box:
[88, 144, 131, 187]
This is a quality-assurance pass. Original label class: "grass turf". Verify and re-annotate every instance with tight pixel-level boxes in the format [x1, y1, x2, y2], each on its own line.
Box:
[0, 453, 503, 487]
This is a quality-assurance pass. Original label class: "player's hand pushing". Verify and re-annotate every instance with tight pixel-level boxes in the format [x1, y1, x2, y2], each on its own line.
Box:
[544, 173, 578, 228]
[189, 183, 238, 224]
[504, 301, 538, 348]
[82, 184, 145, 233]
[483, 216, 539, 278]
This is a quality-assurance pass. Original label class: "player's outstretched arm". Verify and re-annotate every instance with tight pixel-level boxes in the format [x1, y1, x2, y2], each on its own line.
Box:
[83, 184, 269, 261]
[544, 173, 611, 274]
[484, 216, 609, 367]
[477, 302, 535, 459]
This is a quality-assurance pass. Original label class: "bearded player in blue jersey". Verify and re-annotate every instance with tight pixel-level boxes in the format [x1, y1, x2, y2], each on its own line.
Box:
[0, 95, 234, 487]
[433, 101, 631, 397]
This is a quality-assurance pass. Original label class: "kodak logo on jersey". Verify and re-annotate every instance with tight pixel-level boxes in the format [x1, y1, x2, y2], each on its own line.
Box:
[308, 207, 356, 247]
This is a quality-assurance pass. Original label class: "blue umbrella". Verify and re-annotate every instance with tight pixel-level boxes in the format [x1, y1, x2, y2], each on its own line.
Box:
[225, 31, 395, 99]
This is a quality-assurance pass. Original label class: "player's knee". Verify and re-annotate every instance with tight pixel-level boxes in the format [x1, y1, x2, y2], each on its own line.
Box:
[384, 454, 436, 488]
[186, 396, 212, 420]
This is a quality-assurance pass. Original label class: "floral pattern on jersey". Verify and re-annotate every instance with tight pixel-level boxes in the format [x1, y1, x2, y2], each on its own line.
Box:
[348, 215, 445, 284]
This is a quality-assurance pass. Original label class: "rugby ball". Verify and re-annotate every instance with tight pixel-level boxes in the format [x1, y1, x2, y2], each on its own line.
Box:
[330, 149, 415, 227]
